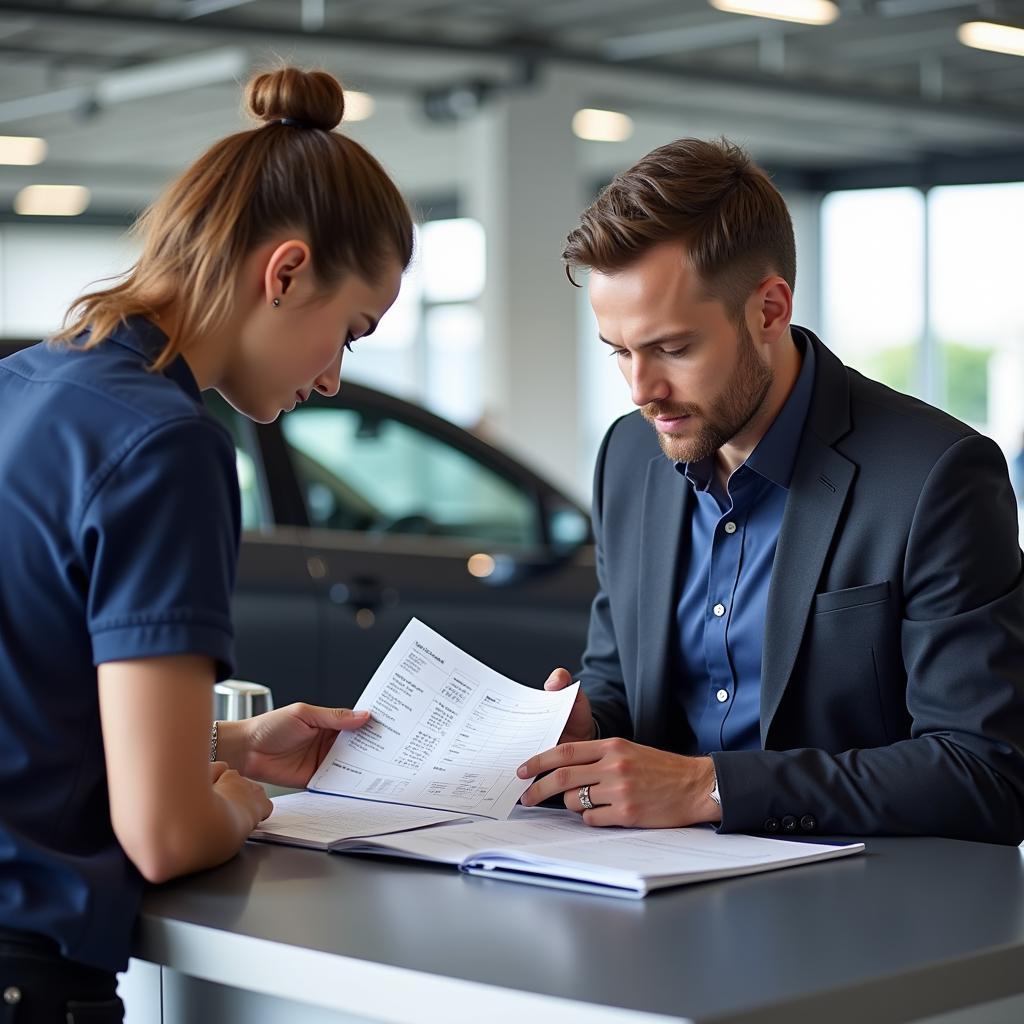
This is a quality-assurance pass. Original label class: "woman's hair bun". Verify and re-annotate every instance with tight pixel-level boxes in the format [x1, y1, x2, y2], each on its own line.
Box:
[246, 66, 345, 131]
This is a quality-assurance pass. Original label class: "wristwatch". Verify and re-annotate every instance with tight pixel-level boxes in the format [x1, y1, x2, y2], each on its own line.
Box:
[709, 763, 721, 807]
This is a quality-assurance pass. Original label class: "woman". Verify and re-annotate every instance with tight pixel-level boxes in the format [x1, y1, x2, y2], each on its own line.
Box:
[0, 66, 413, 1020]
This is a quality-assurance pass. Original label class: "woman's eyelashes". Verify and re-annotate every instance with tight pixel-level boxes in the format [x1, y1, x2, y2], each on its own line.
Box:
[343, 332, 356, 353]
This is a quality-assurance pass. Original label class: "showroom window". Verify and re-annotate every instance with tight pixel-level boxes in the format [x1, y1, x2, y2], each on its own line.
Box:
[0, 214, 487, 433]
[822, 182, 1024, 466]
[340, 216, 486, 430]
[821, 187, 926, 400]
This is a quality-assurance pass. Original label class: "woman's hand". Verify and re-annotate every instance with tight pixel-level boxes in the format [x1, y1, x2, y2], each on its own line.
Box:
[213, 767, 273, 829]
[229, 703, 371, 788]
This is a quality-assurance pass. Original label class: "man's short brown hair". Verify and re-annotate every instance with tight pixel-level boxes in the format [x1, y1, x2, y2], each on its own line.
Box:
[563, 138, 795, 319]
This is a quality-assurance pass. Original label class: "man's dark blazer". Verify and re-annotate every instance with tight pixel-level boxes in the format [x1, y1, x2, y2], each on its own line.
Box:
[581, 327, 1024, 845]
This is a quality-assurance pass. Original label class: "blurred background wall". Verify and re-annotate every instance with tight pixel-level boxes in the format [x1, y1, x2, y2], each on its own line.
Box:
[1, 0, 1023, 503]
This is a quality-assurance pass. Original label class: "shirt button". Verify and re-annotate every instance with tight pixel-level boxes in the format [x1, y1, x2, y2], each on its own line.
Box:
[800, 815, 818, 832]
[716, 688, 729, 703]
[782, 815, 798, 832]
[713, 603, 726, 617]
[763, 817, 780, 833]
[724, 521, 737, 534]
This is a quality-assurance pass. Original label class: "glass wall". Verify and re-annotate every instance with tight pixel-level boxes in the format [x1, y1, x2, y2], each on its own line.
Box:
[821, 188, 926, 399]
[0, 215, 488, 432]
[339, 216, 485, 429]
[822, 182, 1024, 507]
[928, 183, 1024, 460]
[0, 224, 140, 337]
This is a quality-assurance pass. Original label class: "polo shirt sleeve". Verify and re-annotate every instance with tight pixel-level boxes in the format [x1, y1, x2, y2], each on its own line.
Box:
[77, 416, 241, 680]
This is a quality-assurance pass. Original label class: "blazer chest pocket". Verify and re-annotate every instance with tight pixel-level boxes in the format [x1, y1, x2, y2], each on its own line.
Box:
[813, 580, 890, 614]
[799, 579, 905, 749]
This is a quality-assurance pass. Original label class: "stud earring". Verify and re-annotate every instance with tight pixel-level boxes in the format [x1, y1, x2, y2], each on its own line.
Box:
[272, 298, 281, 308]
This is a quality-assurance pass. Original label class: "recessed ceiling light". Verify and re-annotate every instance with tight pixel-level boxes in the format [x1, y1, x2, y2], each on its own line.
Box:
[14, 185, 91, 217]
[957, 21, 1024, 59]
[0, 135, 47, 166]
[709, 0, 840, 26]
[572, 108, 634, 143]
[344, 90, 376, 123]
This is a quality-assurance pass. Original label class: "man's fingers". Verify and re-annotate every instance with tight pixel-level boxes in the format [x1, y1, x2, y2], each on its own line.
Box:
[581, 806, 619, 827]
[543, 668, 574, 691]
[517, 739, 604, 780]
[563, 781, 609, 814]
[520, 764, 603, 806]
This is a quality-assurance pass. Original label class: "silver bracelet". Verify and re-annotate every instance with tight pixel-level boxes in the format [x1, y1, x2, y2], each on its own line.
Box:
[210, 720, 220, 763]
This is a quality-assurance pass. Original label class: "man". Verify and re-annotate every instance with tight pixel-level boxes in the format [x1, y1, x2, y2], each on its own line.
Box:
[518, 138, 1024, 844]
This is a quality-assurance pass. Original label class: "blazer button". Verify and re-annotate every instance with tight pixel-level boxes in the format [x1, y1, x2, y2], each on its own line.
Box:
[763, 817, 780, 833]
[800, 815, 817, 832]
[781, 815, 798, 832]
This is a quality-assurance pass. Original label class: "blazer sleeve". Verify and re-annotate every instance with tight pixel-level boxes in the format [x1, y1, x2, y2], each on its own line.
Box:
[578, 417, 634, 739]
[712, 433, 1024, 845]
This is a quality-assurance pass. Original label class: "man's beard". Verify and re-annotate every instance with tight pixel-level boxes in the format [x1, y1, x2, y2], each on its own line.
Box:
[642, 322, 773, 464]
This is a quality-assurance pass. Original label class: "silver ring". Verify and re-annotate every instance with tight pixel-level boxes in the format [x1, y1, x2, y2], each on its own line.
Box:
[578, 784, 594, 811]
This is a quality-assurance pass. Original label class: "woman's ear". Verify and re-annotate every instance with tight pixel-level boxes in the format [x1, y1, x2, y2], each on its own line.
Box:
[263, 239, 312, 307]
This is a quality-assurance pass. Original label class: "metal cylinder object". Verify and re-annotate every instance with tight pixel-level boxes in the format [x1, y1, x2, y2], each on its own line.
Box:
[213, 679, 274, 721]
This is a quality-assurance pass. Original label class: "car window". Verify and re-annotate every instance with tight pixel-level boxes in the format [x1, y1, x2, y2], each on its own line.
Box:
[204, 396, 266, 531]
[280, 406, 540, 547]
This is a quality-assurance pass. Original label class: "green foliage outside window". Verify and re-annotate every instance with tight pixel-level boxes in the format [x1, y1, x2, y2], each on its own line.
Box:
[856, 341, 993, 426]
[942, 342, 993, 426]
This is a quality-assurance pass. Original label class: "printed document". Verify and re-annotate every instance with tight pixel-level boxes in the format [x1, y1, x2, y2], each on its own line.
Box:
[307, 618, 578, 820]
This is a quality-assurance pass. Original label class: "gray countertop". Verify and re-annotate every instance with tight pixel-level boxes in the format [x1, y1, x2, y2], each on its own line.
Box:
[137, 835, 1024, 1023]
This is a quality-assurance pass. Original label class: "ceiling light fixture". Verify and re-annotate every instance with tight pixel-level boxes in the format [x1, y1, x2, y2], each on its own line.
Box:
[957, 21, 1024, 58]
[14, 184, 91, 217]
[0, 135, 47, 166]
[572, 108, 634, 142]
[709, 0, 840, 26]
[343, 90, 376, 123]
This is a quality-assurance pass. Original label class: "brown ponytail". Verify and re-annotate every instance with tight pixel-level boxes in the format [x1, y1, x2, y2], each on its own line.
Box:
[55, 65, 414, 370]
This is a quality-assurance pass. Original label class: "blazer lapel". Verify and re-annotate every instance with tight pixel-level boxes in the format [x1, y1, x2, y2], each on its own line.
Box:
[761, 331, 855, 745]
[761, 441, 854, 744]
[635, 453, 690, 747]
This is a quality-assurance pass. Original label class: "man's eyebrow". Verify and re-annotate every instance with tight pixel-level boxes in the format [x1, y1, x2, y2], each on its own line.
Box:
[598, 330, 700, 349]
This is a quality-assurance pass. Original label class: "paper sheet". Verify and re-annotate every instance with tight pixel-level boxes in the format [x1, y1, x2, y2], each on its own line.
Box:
[309, 619, 577, 819]
[250, 791, 467, 848]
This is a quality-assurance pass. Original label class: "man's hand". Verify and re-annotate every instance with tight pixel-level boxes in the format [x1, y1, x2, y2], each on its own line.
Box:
[544, 668, 597, 743]
[517, 739, 720, 828]
[223, 703, 371, 789]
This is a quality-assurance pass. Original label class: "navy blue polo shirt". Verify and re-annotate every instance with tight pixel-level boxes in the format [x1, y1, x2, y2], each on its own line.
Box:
[0, 317, 240, 971]
[672, 330, 815, 754]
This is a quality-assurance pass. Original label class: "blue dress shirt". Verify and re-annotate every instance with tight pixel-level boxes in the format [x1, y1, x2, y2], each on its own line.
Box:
[673, 330, 815, 754]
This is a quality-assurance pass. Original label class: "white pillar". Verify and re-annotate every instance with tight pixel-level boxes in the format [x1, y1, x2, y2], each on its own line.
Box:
[461, 72, 585, 500]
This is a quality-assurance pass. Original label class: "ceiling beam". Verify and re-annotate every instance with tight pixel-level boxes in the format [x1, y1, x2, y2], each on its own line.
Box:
[0, 0, 1021, 136]
[0, 47, 250, 126]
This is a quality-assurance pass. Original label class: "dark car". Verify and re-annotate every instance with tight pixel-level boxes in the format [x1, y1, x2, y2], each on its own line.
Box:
[1, 339, 596, 709]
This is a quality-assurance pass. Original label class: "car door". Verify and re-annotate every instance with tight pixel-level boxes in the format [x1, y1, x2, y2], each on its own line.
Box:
[273, 390, 596, 710]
